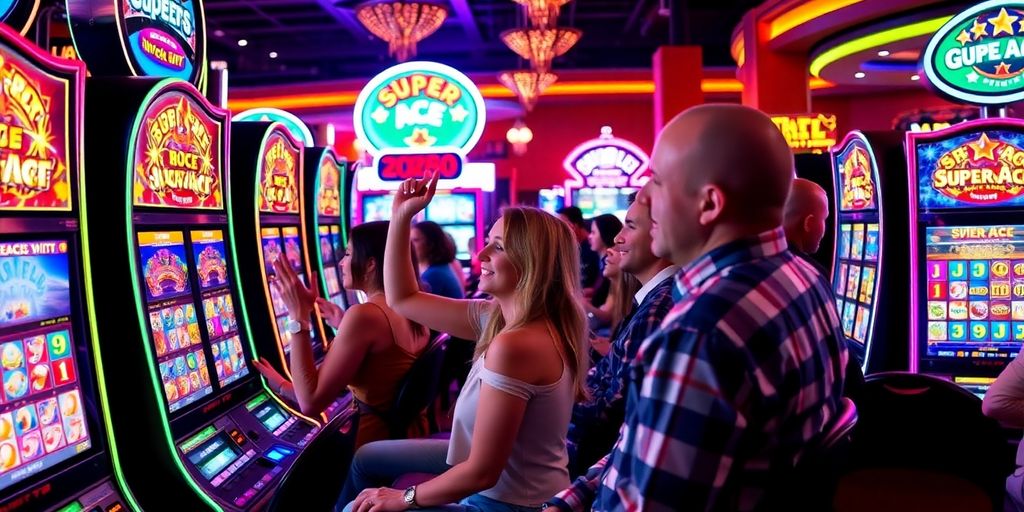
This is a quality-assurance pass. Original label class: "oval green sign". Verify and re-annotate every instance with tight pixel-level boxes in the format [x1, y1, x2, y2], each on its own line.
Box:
[923, 0, 1024, 105]
[353, 61, 486, 155]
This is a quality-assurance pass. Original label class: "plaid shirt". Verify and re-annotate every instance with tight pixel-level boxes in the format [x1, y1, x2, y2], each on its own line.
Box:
[567, 274, 676, 472]
[550, 228, 846, 511]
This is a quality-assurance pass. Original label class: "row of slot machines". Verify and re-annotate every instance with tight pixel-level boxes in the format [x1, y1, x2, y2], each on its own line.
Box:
[0, 25, 355, 512]
[827, 119, 1024, 398]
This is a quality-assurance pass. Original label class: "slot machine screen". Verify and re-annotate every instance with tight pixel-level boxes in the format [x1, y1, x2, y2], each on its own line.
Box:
[137, 231, 213, 412]
[572, 188, 634, 219]
[0, 239, 94, 493]
[923, 224, 1024, 361]
[426, 193, 475, 225]
[191, 230, 249, 388]
[442, 225, 476, 261]
[363, 194, 394, 222]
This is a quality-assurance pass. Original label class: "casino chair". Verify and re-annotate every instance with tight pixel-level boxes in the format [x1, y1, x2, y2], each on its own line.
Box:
[833, 372, 1015, 512]
[760, 397, 858, 510]
[386, 332, 451, 439]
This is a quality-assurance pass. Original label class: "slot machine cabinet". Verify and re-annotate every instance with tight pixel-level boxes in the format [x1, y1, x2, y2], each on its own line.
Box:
[302, 147, 349, 325]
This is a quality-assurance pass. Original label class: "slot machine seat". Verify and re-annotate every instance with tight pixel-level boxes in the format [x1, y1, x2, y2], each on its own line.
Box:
[833, 372, 1014, 511]
[760, 397, 858, 510]
[389, 333, 451, 439]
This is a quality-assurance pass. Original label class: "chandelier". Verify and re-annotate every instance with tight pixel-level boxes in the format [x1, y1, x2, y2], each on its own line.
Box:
[510, 0, 571, 29]
[355, 1, 447, 62]
[498, 70, 558, 112]
[501, 27, 581, 73]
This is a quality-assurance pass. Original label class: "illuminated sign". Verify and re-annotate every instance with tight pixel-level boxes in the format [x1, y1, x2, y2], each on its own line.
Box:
[913, 125, 1024, 209]
[0, 48, 71, 212]
[353, 61, 486, 156]
[68, 0, 206, 88]
[356, 162, 495, 192]
[258, 128, 301, 214]
[922, 0, 1024, 105]
[0, 0, 40, 35]
[834, 135, 878, 211]
[771, 113, 838, 153]
[563, 126, 650, 191]
[133, 92, 223, 209]
[378, 151, 462, 181]
[233, 108, 314, 147]
[316, 152, 343, 217]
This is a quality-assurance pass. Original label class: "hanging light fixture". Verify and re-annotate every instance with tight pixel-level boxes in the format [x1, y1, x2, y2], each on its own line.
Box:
[498, 70, 558, 112]
[506, 119, 534, 156]
[510, 0, 571, 29]
[355, 1, 448, 62]
[501, 27, 581, 73]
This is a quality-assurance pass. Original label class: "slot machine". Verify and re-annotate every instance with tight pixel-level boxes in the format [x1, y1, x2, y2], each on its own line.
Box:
[82, 78, 331, 511]
[908, 119, 1024, 395]
[0, 24, 131, 512]
[829, 131, 910, 373]
[303, 147, 350, 318]
[228, 122, 348, 420]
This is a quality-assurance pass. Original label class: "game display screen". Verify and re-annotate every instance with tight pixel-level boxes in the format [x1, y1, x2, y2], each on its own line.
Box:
[538, 189, 564, 213]
[363, 194, 394, 222]
[443, 225, 476, 262]
[923, 224, 1024, 360]
[138, 230, 251, 413]
[0, 239, 92, 492]
[328, 225, 345, 308]
[572, 187, 635, 219]
[425, 193, 475, 225]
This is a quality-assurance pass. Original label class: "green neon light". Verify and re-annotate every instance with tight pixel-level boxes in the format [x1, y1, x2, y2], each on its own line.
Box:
[77, 77, 143, 512]
[245, 393, 269, 411]
[124, 79, 223, 512]
[339, 157, 349, 249]
[809, 16, 952, 77]
[54, 500, 83, 512]
[179, 426, 218, 453]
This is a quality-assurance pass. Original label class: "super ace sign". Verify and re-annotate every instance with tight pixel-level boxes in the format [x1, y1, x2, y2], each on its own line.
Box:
[353, 61, 486, 156]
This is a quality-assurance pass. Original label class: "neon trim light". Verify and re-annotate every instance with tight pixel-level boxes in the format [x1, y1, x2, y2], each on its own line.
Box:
[810, 16, 953, 77]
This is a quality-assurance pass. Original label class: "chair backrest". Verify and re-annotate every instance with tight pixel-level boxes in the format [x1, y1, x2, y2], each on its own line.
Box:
[841, 371, 1014, 507]
[388, 333, 450, 438]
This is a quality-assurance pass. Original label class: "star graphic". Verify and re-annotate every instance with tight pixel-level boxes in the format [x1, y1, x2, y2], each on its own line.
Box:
[967, 71, 980, 83]
[449, 104, 469, 123]
[404, 128, 436, 147]
[989, 8, 1019, 36]
[996, 61, 1013, 76]
[371, 106, 389, 124]
[971, 19, 989, 40]
[956, 29, 972, 45]
[969, 133, 999, 161]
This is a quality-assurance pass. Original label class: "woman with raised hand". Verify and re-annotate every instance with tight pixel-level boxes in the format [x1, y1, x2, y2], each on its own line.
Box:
[339, 172, 588, 512]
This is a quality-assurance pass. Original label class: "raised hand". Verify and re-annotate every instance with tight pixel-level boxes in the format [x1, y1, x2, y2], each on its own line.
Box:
[316, 297, 344, 329]
[391, 171, 439, 220]
[271, 256, 318, 321]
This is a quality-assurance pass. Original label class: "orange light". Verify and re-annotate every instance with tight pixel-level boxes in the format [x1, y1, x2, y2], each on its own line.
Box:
[228, 77, 834, 111]
[731, 35, 745, 68]
[768, 0, 862, 40]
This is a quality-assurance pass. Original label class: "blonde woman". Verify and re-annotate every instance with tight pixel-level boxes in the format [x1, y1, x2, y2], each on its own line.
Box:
[339, 172, 588, 512]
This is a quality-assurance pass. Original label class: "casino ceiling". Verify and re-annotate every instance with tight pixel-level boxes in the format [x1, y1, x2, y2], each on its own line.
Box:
[204, 0, 761, 86]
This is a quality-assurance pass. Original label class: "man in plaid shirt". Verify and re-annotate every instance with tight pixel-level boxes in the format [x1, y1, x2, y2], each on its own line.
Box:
[566, 190, 678, 476]
[547, 104, 847, 511]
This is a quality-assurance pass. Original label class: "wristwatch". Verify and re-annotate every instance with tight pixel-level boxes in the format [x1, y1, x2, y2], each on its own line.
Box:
[283, 316, 311, 335]
[403, 485, 418, 508]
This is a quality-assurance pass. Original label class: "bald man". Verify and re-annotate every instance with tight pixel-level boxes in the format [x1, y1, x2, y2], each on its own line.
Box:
[784, 178, 830, 255]
[549, 105, 847, 512]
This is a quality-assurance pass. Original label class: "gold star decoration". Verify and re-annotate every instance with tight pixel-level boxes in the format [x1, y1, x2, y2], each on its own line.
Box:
[971, 19, 989, 40]
[996, 61, 1013, 76]
[989, 8, 1019, 37]
[404, 128, 436, 147]
[969, 133, 999, 161]
[449, 104, 469, 123]
[956, 29, 972, 45]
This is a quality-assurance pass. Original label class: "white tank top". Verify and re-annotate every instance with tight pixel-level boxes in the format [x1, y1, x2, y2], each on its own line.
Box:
[446, 301, 574, 506]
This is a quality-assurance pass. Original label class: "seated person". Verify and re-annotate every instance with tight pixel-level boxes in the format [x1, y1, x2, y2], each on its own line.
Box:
[412, 221, 465, 299]
[583, 214, 624, 315]
[567, 189, 677, 477]
[338, 173, 588, 512]
[558, 206, 601, 297]
[254, 221, 430, 449]
[585, 248, 640, 359]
